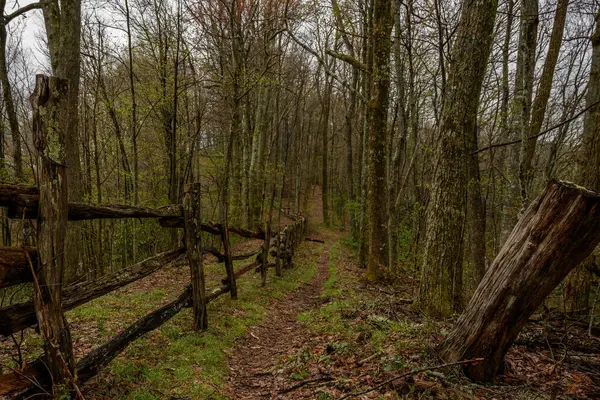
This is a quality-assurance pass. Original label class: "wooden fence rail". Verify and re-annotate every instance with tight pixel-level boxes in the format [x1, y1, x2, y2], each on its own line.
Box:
[0, 74, 309, 398]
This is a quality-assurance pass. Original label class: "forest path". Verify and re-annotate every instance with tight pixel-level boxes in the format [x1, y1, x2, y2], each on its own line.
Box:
[225, 231, 337, 399]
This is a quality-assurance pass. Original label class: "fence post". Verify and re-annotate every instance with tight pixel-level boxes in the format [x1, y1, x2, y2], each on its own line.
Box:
[183, 183, 207, 330]
[274, 228, 282, 277]
[30, 74, 77, 393]
[219, 224, 237, 299]
[261, 224, 270, 286]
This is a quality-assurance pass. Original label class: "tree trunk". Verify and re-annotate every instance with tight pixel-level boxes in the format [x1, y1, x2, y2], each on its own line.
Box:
[417, 0, 498, 316]
[564, 9, 600, 314]
[439, 180, 600, 382]
[321, 77, 332, 227]
[519, 0, 568, 202]
[502, 0, 538, 239]
[0, 0, 22, 180]
[366, 0, 393, 281]
[44, 0, 84, 285]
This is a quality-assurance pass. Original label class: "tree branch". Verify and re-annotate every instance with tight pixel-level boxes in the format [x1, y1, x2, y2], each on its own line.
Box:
[473, 100, 600, 155]
[4, 2, 45, 24]
[325, 49, 368, 72]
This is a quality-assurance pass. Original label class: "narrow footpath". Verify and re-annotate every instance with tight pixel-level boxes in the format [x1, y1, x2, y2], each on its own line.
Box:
[225, 237, 335, 399]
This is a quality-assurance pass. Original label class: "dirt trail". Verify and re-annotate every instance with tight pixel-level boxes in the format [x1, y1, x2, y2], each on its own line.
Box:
[225, 238, 334, 399]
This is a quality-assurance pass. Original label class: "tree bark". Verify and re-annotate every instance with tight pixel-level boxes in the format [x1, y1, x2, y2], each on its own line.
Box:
[519, 0, 568, 202]
[440, 180, 600, 382]
[564, 9, 600, 314]
[366, 0, 393, 281]
[417, 0, 498, 316]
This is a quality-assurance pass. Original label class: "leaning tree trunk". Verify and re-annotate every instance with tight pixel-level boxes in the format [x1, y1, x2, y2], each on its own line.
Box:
[440, 180, 600, 382]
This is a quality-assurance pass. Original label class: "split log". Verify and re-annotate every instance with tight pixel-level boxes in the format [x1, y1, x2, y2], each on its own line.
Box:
[76, 286, 192, 383]
[305, 237, 325, 243]
[0, 248, 184, 336]
[202, 245, 261, 263]
[0, 247, 37, 288]
[0, 184, 182, 221]
[159, 217, 265, 239]
[439, 180, 600, 381]
[0, 184, 267, 240]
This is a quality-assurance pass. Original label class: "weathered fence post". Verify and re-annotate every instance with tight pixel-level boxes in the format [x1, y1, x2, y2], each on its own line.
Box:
[274, 229, 282, 277]
[31, 74, 77, 392]
[439, 180, 600, 381]
[183, 183, 207, 331]
[219, 224, 237, 299]
[261, 224, 270, 286]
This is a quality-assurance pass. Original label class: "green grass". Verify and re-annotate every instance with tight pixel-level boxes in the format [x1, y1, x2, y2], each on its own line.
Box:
[297, 235, 429, 366]
[73, 241, 322, 399]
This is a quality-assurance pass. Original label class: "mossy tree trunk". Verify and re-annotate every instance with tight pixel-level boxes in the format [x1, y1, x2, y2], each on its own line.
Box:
[365, 0, 393, 281]
[417, 0, 498, 316]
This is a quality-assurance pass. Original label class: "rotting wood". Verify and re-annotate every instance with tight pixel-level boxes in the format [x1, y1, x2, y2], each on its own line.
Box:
[0, 247, 37, 288]
[0, 248, 185, 336]
[439, 180, 600, 381]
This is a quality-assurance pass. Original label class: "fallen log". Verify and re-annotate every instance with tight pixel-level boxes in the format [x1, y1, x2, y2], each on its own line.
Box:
[0, 248, 185, 336]
[0, 247, 37, 288]
[439, 180, 600, 381]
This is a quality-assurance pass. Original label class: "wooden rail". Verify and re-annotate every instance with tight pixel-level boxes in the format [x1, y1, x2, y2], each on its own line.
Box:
[0, 75, 308, 396]
[0, 213, 308, 396]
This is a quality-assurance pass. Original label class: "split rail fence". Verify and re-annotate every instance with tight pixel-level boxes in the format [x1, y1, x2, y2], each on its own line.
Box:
[0, 75, 308, 397]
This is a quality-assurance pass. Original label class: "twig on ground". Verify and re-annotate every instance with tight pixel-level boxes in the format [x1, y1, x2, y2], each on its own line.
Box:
[338, 358, 484, 399]
[357, 351, 383, 366]
[279, 375, 334, 394]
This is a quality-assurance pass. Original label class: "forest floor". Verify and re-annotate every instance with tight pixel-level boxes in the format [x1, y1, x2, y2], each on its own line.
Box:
[1, 192, 599, 399]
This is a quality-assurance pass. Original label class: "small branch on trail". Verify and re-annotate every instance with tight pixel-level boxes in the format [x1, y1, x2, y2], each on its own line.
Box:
[337, 358, 484, 399]
[279, 375, 334, 394]
[356, 351, 383, 366]
[305, 237, 325, 243]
